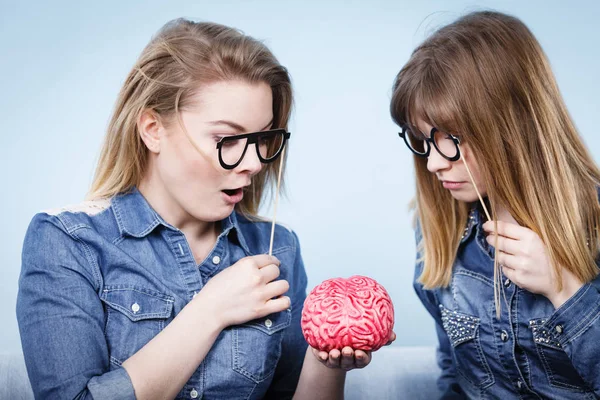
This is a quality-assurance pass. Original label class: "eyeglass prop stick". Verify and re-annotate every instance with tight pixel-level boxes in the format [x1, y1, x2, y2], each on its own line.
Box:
[301, 276, 395, 352]
[458, 144, 507, 314]
[268, 147, 286, 256]
[458, 144, 491, 221]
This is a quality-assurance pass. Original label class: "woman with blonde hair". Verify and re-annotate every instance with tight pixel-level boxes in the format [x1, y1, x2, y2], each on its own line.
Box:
[16, 18, 379, 400]
[391, 11, 600, 399]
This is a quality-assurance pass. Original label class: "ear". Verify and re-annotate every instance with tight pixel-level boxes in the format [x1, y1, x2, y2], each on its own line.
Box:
[138, 110, 163, 154]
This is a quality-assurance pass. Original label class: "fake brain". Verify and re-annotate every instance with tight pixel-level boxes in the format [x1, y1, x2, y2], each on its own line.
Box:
[301, 276, 394, 352]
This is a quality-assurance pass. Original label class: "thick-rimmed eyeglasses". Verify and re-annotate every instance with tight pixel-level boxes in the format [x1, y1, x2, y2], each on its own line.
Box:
[216, 129, 291, 170]
[398, 126, 461, 162]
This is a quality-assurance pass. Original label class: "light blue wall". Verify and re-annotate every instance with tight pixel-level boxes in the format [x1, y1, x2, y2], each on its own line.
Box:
[1, 0, 598, 352]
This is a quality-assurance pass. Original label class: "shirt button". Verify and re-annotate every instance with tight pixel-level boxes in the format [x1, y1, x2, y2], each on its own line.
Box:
[504, 278, 511, 288]
[212, 256, 221, 265]
[190, 389, 198, 398]
[517, 380, 523, 390]
[500, 330, 509, 342]
[265, 319, 273, 328]
[131, 303, 140, 314]
[555, 325, 563, 334]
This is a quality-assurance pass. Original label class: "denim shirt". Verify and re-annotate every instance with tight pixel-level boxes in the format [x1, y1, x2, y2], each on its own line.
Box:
[17, 188, 308, 400]
[414, 203, 600, 399]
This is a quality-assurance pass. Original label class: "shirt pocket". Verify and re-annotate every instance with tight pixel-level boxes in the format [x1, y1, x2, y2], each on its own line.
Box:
[232, 308, 292, 383]
[440, 305, 494, 389]
[101, 286, 174, 365]
[529, 318, 591, 393]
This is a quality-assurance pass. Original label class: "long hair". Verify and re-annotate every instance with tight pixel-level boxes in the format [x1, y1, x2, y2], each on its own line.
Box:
[88, 18, 293, 217]
[391, 11, 600, 300]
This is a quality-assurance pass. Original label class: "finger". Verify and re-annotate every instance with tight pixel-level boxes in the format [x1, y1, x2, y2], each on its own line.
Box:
[317, 350, 329, 362]
[340, 347, 355, 370]
[385, 331, 397, 345]
[310, 347, 329, 364]
[502, 265, 518, 285]
[355, 350, 371, 368]
[485, 234, 520, 255]
[250, 254, 281, 268]
[482, 221, 526, 240]
[311, 347, 325, 362]
[495, 251, 520, 271]
[260, 264, 281, 283]
[264, 279, 290, 299]
[328, 349, 341, 368]
[261, 295, 291, 315]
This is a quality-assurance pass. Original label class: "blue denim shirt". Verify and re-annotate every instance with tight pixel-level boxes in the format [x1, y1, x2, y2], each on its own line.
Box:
[414, 204, 600, 399]
[17, 188, 308, 400]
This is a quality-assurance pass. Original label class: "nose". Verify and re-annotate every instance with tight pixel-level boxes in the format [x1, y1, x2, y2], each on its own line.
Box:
[426, 147, 452, 174]
[236, 144, 263, 176]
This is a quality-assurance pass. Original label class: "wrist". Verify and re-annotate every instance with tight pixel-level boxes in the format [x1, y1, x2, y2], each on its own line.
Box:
[191, 291, 227, 332]
[548, 276, 584, 309]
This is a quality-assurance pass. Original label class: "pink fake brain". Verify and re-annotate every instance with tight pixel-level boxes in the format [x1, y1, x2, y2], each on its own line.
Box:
[301, 276, 394, 352]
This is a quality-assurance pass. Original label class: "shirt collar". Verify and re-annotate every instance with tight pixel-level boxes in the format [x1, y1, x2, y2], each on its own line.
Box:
[460, 204, 481, 244]
[220, 210, 251, 254]
[112, 188, 164, 237]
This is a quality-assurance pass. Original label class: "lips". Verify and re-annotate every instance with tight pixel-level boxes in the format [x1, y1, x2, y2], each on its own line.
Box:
[441, 181, 466, 190]
[221, 184, 250, 204]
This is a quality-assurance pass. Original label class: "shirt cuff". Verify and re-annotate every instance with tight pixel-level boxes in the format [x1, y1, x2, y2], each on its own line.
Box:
[87, 367, 136, 400]
[536, 283, 600, 347]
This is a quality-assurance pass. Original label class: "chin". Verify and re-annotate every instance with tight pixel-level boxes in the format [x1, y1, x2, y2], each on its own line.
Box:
[449, 191, 480, 203]
[214, 204, 236, 220]
[191, 206, 233, 223]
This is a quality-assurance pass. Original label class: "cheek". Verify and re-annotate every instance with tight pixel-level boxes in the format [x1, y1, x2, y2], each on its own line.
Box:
[461, 147, 483, 180]
[192, 155, 223, 185]
[181, 148, 225, 189]
[160, 135, 223, 188]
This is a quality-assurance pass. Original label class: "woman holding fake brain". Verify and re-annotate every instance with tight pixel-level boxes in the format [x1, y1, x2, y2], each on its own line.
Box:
[16, 18, 391, 400]
[391, 11, 600, 399]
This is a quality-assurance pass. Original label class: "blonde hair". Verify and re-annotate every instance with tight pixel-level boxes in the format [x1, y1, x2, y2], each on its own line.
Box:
[391, 11, 600, 299]
[88, 18, 293, 217]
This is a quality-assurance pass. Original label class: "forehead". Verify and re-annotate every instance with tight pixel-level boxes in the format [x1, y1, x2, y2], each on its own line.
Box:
[411, 118, 435, 133]
[187, 80, 274, 130]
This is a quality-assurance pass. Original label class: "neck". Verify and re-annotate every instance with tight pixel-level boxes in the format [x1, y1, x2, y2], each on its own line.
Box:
[495, 205, 518, 225]
[138, 173, 220, 261]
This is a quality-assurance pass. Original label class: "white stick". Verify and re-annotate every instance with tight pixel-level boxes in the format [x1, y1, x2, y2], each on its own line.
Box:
[458, 145, 503, 317]
[458, 145, 491, 221]
[269, 147, 286, 256]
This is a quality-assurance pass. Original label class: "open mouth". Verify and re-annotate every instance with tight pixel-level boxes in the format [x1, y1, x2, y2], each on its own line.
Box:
[221, 187, 244, 204]
[222, 188, 240, 196]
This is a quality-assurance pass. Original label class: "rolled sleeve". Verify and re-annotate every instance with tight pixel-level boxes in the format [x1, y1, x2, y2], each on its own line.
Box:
[87, 367, 135, 400]
[538, 279, 600, 395]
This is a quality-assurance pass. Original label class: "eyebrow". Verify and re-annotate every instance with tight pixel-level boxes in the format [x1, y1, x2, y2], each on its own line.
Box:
[208, 119, 274, 133]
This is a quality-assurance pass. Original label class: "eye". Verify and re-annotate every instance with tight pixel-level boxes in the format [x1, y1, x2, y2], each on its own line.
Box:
[407, 127, 426, 140]
[215, 135, 238, 146]
[449, 134, 462, 143]
[221, 140, 238, 148]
